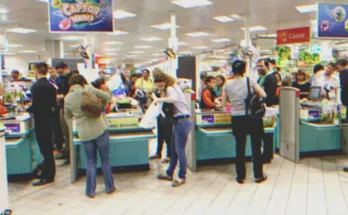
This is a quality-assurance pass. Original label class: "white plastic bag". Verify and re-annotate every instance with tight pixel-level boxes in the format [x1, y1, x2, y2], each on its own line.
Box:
[139, 102, 163, 128]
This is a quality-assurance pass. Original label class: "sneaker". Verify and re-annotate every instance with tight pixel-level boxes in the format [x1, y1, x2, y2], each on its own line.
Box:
[255, 176, 267, 184]
[236, 177, 245, 184]
[161, 157, 170, 163]
[149, 154, 161, 160]
[172, 178, 186, 187]
[157, 174, 173, 181]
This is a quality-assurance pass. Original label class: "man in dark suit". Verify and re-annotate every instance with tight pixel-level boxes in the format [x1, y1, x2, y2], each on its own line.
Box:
[257, 58, 278, 164]
[338, 59, 348, 117]
[27, 63, 57, 186]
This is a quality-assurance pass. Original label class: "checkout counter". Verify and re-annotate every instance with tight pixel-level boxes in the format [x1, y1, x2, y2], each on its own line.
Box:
[0, 113, 42, 177]
[72, 106, 156, 181]
[194, 109, 276, 166]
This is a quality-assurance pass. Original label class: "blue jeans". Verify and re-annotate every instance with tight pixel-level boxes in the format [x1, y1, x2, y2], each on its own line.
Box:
[166, 118, 193, 179]
[82, 130, 115, 196]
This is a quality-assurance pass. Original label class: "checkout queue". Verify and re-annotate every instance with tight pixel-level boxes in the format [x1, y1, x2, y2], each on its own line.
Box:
[3, 58, 348, 198]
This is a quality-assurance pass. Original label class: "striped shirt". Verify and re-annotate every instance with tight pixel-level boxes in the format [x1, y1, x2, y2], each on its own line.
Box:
[224, 77, 255, 116]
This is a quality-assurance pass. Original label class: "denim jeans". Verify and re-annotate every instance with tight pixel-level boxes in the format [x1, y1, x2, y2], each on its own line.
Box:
[81, 130, 115, 196]
[166, 118, 193, 179]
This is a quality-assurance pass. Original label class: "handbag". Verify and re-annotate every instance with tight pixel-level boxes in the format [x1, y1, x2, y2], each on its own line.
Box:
[80, 91, 102, 118]
[245, 77, 265, 118]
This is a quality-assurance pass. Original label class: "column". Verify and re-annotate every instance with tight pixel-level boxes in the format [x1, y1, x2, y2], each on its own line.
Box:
[45, 40, 63, 59]
[168, 13, 179, 77]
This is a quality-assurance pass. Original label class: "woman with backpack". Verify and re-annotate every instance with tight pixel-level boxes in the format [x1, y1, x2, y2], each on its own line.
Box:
[64, 75, 115, 198]
[222, 60, 267, 184]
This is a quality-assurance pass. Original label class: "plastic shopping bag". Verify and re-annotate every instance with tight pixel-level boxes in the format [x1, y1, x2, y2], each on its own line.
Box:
[139, 102, 164, 128]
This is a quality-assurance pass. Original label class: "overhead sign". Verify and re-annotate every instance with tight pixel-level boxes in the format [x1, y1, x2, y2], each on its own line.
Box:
[310, 44, 322, 54]
[48, 0, 113, 33]
[318, 3, 348, 38]
[276, 27, 311, 45]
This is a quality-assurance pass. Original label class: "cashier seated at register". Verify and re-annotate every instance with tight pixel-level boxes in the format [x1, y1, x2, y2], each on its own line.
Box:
[200, 76, 221, 109]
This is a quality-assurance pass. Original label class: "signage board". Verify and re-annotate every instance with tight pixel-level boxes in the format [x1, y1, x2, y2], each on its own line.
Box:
[310, 44, 322, 54]
[276, 27, 311, 45]
[108, 117, 140, 130]
[318, 3, 348, 38]
[48, 0, 113, 33]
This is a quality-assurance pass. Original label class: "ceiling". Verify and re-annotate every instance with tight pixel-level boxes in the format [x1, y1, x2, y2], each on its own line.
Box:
[0, 0, 347, 64]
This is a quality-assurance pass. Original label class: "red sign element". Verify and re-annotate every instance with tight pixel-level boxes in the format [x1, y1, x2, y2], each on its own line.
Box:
[276, 27, 311, 45]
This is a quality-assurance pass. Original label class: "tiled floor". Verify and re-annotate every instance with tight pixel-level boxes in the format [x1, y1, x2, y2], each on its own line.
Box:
[7, 141, 348, 215]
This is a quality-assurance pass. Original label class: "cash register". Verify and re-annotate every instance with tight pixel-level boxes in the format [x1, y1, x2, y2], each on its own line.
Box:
[300, 86, 321, 108]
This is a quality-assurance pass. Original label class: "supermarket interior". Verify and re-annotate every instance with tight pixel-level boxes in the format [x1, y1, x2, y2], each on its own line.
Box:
[1, 0, 348, 214]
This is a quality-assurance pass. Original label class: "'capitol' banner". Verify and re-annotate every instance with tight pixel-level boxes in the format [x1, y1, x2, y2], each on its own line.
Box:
[48, 0, 113, 33]
[276, 27, 311, 45]
[318, 3, 348, 38]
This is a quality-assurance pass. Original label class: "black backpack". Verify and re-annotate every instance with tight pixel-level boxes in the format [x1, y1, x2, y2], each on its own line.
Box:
[245, 77, 265, 118]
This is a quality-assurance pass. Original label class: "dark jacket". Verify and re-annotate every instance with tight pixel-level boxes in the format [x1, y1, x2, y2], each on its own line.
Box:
[258, 73, 278, 106]
[340, 69, 348, 106]
[57, 72, 73, 108]
[27, 77, 58, 120]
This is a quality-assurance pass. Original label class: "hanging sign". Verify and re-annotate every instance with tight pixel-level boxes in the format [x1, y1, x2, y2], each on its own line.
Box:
[318, 3, 348, 38]
[276, 27, 311, 45]
[310, 44, 322, 54]
[0, 37, 8, 52]
[48, 0, 113, 33]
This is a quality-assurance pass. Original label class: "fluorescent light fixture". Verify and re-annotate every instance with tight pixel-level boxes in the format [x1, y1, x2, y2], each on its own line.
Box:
[105, 48, 120, 51]
[129, 51, 145, 54]
[61, 36, 85, 41]
[193, 46, 208, 49]
[126, 55, 140, 58]
[258, 33, 276, 37]
[140, 37, 162, 42]
[211, 38, 231, 43]
[179, 51, 193, 55]
[241, 25, 267, 32]
[296, 4, 317, 13]
[151, 23, 180, 30]
[134, 45, 152, 49]
[230, 14, 244, 20]
[106, 30, 129, 36]
[3, 52, 15, 56]
[179, 42, 188, 46]
[113, 10, 137, 19]
[186, 31, 210, 37]
[213, 16, 234, 23]
[20, 50, 37, 54]
[0, 8, 9, 14]
[152, 53, 164, 57]
[171, 0, 212, 8]
[8, 44, 23, 48]
[37, 0, 48, 2]
[103, 41, 123, 45]
[6, 28, 36, 34]
[70, 44, 79, 48]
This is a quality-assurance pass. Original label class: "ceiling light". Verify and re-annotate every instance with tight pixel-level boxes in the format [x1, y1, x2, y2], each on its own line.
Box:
[106, 30, 128, 36]
[179, 51, 193, 55]
[241, 25, 267, 32]
[37, 0, 48, 2]
[3, 52, 15, 56]
[20, 50, 38, 54]
[171, 0, 212, 9]
[230, 14, 244, 20]
[179, 42, 188, 46]
[213, 16, 234, 23]
[296, 4, 317, 13]
[70, 44, 79, 48]
[134, 45, 152, 49]
[193, 46, 208, 49]
[129, 51, 145, 54]
[103, 41, 123, 45]
[186, 32, 210, 37]
[140, 37, 162, 42]
[126, 55, 139, 58]
[113, 10, 137, 19]
[61, 36, 85, 41]
[104, 53, 118, 56]
[211, 38, 231, 43]
[8, 44, 23, 48]
[105, 48, 120, 51]
[152, 53, 164, 57]
[151, 23, 180, 30]
[0, 8, 9, 14]
[258, 33, 276, 37]
[6, 28, 36, 34]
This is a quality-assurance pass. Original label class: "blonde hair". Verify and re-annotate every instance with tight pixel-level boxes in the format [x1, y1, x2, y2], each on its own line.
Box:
[152, 68, 176, 86]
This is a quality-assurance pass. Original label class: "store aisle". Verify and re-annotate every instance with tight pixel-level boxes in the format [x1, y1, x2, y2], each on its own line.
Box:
[7, 142, 348, 215]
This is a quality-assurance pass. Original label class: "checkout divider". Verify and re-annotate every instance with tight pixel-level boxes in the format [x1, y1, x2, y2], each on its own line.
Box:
[0, 127, 9, 214]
